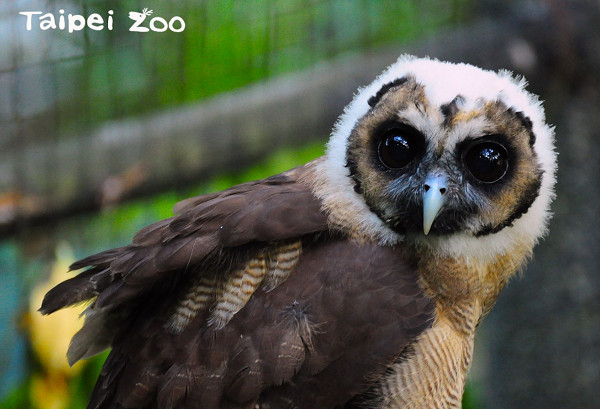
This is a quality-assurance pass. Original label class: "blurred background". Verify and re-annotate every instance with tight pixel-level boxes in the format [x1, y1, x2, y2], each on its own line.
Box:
[1, 0, 598, 408]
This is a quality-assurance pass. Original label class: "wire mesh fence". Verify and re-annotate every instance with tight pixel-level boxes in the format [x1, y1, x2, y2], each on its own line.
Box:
[3, 0, 466, 140]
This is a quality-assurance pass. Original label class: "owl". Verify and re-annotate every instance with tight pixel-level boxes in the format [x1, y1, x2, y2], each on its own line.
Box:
[41, 55, 556, 409]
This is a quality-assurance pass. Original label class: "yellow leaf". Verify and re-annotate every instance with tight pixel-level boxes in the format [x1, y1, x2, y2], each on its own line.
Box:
[30, 373, 69, 409]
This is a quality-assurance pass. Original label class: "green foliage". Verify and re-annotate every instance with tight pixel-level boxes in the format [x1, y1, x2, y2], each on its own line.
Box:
[0, 381, 28, 409]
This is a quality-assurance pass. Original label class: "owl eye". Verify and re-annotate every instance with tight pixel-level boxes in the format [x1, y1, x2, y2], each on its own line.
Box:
[377, 129, 421, 169]
[464, 142, 509, 183]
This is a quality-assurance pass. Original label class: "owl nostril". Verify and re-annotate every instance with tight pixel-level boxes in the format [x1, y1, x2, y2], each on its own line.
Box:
[423, 183, 446, 195]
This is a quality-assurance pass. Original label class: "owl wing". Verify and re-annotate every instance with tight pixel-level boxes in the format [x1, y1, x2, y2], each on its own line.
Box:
[40, 164, 327, 316]
[40, 161, 434, 409]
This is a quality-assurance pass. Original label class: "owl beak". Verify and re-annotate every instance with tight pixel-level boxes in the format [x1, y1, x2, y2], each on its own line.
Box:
[422, 175, 448, 235]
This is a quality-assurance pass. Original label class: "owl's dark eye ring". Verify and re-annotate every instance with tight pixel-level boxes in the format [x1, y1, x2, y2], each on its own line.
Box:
[377, 128, 422, 169]
[463, 141, 509, 183]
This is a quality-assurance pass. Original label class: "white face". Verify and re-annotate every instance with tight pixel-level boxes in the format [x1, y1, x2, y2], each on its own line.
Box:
[321, 55, 556, 260]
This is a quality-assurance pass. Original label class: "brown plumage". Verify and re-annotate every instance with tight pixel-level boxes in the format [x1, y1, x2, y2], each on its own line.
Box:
[41, 165, 434, 409]
[41, 55, 557, 408]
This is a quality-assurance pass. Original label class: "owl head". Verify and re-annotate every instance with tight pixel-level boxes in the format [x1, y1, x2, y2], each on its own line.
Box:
[316, 55, 557, 261]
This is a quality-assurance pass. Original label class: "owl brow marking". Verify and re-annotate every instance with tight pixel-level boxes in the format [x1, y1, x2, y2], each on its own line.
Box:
[506, 108, 536, 148]
[367, 77, 409, 107]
